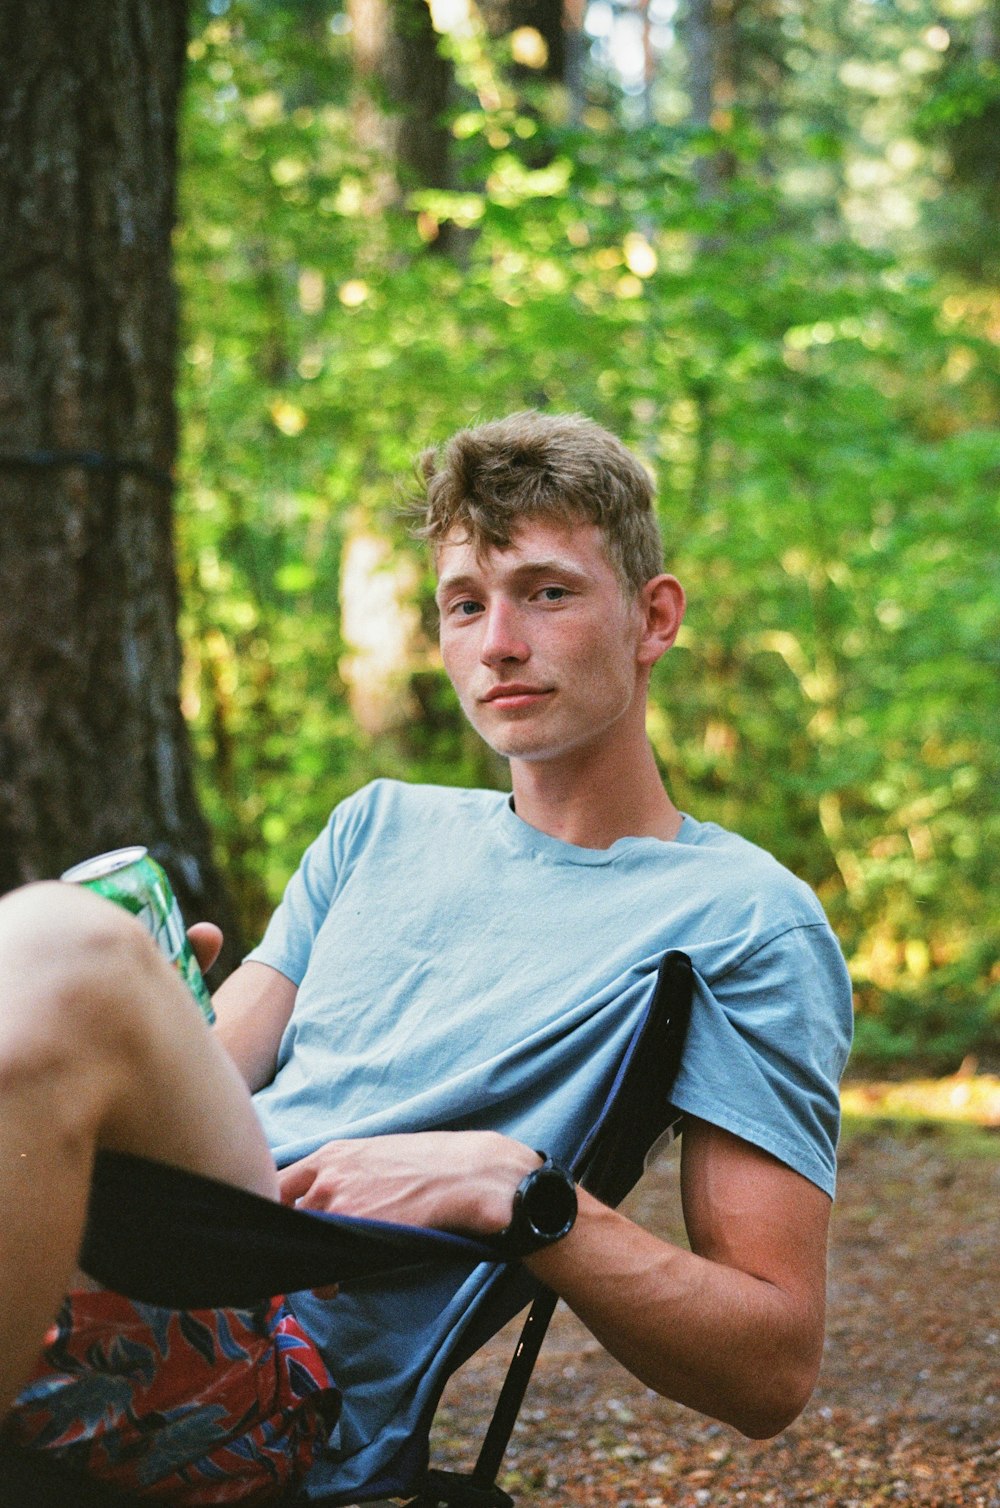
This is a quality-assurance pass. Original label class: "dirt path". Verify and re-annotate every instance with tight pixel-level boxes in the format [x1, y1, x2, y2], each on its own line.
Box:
[429, 1124, 1000, 1506]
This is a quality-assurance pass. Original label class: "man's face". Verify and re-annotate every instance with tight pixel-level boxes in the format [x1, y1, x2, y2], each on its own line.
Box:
[435, 518, 649, 765]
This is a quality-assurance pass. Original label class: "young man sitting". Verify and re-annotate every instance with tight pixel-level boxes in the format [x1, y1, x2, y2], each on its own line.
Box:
[0, 411, 852, 1503]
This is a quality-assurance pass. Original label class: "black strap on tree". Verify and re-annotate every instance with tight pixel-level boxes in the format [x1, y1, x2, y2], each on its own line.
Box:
[0, 449, 174, 489]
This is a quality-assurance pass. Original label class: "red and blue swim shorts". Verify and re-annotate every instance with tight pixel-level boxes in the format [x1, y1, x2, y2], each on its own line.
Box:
[2, 1287, 341, 1504]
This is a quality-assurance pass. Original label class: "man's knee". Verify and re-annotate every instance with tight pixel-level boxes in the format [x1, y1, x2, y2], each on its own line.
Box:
[1, 878, 148, 955]
[0, 883, 165, 1128]
[0, 881, 162, 1040]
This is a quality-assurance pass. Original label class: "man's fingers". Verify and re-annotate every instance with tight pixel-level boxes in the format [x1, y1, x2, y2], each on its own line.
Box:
[187, 922, 223, 975]
[280, 1166, 342, 1295]
[276, 1160, 318, 1207]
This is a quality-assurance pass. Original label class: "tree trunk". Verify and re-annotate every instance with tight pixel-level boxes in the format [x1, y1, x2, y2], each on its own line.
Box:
[563, 0, 588, 120]
[0, 0, 243, 967]
[478, 0, 568, 83]
[350, 0, 455, 237]
[682, 0, 738, 194]
[939, 0, 1000, 278]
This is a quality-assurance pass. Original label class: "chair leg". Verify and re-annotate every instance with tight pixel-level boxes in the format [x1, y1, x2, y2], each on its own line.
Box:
[411, 1467, 515, 1507]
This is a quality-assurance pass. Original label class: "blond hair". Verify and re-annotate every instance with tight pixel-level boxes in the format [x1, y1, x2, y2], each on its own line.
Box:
[413, 411, 663, 595]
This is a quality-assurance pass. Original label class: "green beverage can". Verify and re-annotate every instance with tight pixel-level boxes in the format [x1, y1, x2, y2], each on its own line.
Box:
[60, 845, 215, 1023]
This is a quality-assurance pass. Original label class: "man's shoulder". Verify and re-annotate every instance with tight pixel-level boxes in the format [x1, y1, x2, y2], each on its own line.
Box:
[675, 815, 829, 932]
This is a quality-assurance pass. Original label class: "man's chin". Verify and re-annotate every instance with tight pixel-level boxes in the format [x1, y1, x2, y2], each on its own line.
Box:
[474, 728, 549, 761]
[476, 729, 579, 764]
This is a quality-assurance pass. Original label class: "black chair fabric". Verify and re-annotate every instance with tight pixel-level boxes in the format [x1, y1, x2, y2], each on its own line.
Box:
[80, 1152, 500, 1309]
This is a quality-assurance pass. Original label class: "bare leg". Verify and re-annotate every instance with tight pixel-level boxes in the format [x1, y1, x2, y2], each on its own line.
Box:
[0, 881, 277, 1413]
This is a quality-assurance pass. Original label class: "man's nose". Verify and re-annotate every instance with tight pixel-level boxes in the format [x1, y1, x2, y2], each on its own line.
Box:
[480, 600, 529, 664]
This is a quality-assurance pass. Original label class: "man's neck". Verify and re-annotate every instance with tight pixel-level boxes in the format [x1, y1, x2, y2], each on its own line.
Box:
[508, 742, 682, 850]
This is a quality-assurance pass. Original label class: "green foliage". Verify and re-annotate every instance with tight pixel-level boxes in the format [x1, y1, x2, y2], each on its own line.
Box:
[912, 0, 1000, 281]
[175, 0, 1000, 1066]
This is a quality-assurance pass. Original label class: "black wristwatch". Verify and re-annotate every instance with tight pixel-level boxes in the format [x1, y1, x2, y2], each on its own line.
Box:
[497, 1153, 577, 1258]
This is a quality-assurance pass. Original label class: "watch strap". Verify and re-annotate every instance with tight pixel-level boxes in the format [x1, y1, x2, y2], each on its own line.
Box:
[495, 1151, 578, 1259]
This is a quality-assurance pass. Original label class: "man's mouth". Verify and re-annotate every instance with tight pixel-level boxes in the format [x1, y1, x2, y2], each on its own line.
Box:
[480, 684, 553, 706]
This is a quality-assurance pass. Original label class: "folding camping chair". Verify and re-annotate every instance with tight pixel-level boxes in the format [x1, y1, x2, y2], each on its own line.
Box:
[0, 951, 693, 1508]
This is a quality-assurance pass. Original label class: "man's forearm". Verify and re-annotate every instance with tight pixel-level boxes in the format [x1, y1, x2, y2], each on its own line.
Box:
[210, 961, 297, 1092]
[525, 1188, 826, 1439]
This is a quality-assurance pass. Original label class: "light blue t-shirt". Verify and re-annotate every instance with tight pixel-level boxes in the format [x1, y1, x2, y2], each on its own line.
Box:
[247, 779, 852, 1500]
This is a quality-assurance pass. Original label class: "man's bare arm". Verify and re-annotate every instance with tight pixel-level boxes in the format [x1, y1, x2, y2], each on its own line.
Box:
[210, 961, 297, 1091]
[279, 1118, 830, 1440]
[526, 1117, 830, 1439]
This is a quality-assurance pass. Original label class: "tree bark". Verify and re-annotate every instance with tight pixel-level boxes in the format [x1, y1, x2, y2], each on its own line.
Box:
[682, 0, 738, 194]
[0, 0, 243, 966]
[350, 0, 455, 226]
[478, 0, 568, 83]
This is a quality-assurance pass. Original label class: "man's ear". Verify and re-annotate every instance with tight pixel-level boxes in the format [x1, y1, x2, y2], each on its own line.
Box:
[636, 574, 686, 668]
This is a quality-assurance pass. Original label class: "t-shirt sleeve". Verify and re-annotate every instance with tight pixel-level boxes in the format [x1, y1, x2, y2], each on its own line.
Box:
[668, 921, 853, 1198]
[245, 812, 345, 984]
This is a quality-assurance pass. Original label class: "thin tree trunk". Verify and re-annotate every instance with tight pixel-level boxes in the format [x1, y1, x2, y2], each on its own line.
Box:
[0, 0, 243, 967]
[350, 0, 456, 240]
[478, 0, 568, 82]
[682, 0, 737, 194]
[685, 0, 715, 133]
[563, 0, 588, 121]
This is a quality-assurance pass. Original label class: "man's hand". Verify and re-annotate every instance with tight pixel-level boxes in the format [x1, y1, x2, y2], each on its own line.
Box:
[277, 1131, 542, 1237]
[187, 923, 223, 976]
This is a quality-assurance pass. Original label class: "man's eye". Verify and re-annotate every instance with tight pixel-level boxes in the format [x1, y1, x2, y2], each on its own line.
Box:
[453, 599, 482, 616]
[537, 586, 568, 602]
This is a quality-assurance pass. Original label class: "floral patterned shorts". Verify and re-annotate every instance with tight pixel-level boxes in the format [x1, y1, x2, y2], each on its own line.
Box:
[2, 1288, 341, 1504]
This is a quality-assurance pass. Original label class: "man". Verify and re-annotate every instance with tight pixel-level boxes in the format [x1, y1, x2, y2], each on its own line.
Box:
[0, 412, 852, 1502]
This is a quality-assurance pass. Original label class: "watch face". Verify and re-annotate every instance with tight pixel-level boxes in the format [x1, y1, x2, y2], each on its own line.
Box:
[524, 1165, 577, 1241]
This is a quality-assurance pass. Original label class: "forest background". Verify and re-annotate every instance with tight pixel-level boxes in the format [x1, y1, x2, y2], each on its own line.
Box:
[2, 0, 998, 1072]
